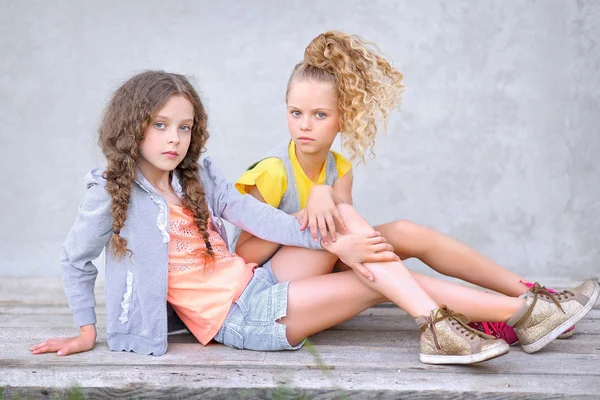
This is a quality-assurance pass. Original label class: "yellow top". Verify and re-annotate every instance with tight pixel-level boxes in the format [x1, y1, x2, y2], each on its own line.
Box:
[235, 140, 352, 209]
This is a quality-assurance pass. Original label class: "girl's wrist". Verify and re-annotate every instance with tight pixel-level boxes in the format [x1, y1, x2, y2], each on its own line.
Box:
[80, 324, 97, 337]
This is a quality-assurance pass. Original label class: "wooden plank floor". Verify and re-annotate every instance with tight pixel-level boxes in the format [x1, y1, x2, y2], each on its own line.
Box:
[1, 277, 599, 399]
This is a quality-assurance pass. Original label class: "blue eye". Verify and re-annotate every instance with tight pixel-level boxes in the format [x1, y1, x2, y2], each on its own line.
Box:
[315, 112, 326, 119]
[180, 125, 191, 132]
[291, 111, 301, 117]
[154, 122, 166, 129]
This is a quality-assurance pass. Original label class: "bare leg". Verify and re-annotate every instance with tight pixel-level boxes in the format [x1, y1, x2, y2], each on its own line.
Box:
[271, 204, 525, 345]
[270, 243, 521, 323]
[282, 270, 384, 344]
[269, 246, 338, 282]
[336, 204, 523, 322]
[409, 271, 523, 322]
[281, 266, 524, 346]
[374, 220, 530, 296]
[270, 219, 530, 298]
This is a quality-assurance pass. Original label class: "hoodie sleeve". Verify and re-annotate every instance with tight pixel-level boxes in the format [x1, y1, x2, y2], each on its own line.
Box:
[61, 169, 113, 327]
[201, 157, 323, 251]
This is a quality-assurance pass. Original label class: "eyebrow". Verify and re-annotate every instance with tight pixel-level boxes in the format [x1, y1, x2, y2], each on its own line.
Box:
[154, 115, 194, 123]
[287, 106, 334, 112]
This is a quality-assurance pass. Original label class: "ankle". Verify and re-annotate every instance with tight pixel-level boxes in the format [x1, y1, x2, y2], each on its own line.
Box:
[516, 280, 532, 295]
[506, 298, 528, 327]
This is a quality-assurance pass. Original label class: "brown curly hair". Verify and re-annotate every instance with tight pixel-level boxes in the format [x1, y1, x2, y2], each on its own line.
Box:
[286, 31, 405, 163]
[99, 70, 213, 259]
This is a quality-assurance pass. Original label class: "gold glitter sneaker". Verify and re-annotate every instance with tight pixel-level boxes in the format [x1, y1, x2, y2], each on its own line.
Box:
[416, 305, 510, 365]
[508, 280, 599, 354]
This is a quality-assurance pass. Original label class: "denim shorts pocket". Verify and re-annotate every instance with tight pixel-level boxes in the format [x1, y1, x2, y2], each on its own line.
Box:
[220, 324, 244, 350]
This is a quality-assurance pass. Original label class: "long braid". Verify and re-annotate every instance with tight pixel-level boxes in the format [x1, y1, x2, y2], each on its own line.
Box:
[103, 157, 137, 258]
[178, 163, 214, 259]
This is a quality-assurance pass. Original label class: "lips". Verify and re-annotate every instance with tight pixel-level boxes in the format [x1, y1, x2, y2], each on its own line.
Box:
[163, 151, 179, 159]
[298, 137, 314, 142]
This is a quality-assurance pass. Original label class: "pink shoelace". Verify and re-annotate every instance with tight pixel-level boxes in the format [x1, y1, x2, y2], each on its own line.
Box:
[474, 321, 511, 340]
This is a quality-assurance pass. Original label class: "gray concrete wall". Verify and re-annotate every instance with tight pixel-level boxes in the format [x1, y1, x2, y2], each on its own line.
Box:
[1, 0, 598, 279]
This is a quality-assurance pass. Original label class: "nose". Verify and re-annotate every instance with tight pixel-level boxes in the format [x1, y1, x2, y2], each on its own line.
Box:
[167, 127, 181, 145]
[300, 116, 312, 132]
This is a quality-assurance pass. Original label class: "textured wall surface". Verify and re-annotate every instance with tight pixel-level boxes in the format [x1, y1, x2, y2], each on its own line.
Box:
[1, 0, 598, 278]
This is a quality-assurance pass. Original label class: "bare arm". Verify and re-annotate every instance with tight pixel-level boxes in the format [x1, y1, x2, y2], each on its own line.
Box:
[235, 185, 285, 265]
[302, 168, 354, 244]
[332, 167, 353, 205]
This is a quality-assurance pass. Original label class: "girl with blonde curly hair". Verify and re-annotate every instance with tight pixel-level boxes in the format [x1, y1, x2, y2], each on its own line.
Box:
[30, 70, 597, 366]
[234, 31, 581, 344]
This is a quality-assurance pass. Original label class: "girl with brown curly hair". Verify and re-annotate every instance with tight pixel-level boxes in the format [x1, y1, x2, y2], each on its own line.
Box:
[30, 70, 597, 365]
[233, 31, 581, 346]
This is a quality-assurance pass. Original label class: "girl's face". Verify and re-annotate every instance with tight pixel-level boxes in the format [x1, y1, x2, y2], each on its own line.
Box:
[286, 80, 340, 156]
[139, 94, 194, 175]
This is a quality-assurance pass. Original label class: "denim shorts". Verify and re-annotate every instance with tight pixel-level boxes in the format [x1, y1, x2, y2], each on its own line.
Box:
[213, 261, 304, 351]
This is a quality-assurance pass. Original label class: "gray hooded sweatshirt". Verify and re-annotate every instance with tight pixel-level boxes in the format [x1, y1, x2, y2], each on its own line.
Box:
[61, 157, 322, 356]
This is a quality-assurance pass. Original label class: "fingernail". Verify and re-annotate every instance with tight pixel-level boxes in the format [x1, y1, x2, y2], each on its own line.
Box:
[323, 241, 328, 245]
[57, 351, 63, 356]
[369, 276, 374, 281]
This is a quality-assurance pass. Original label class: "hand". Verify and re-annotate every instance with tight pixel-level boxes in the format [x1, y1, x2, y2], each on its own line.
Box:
[303, 185, 347, 245]
[292, 209, 307, 226]
[30, 324, 96, 356]
[322, 231, 399, 281]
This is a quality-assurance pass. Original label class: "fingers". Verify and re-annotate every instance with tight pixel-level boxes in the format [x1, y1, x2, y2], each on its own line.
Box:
[365, 231, 388, 241]
[325, 214, 337, 242]
[369, 251, 400, 263]
[309, 214, 319, 242]
[30, 341, 50, 354]
[370, 243, 395, 254]
[332, 208, 347, 232]
[30, 339, 65, 355]
[30, 341, 46, 352]
[318, 215, 330, 245]
[366, 235, 387, 245]
[57, 340, 82, 356]
[361, 245, 397, 263]
[351, 262, 375, 281]
[298, 210, 308, 231]
[30, 336, 92, 356]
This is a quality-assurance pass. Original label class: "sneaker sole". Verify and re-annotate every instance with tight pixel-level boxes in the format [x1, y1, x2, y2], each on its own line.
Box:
[512, 326, 576, 345]
[558, 326, 577, 339]
[420, 342, 510, 365]
[521, 281, 599, 354]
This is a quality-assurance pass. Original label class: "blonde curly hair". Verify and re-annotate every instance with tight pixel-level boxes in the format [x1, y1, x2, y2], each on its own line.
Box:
[286, 31, 405, 163]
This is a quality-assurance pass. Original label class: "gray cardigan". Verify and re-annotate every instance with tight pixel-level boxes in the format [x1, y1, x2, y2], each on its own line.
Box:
[61, 157, 322, 356]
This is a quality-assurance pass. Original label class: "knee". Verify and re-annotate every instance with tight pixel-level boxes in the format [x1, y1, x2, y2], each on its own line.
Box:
[389, 220, 431, 257]
[391, 220, 423, 237]
[336, 204, 374, 234]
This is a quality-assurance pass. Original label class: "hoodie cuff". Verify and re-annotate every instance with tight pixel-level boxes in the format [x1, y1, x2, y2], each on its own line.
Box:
[73, 307, 97, 327]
